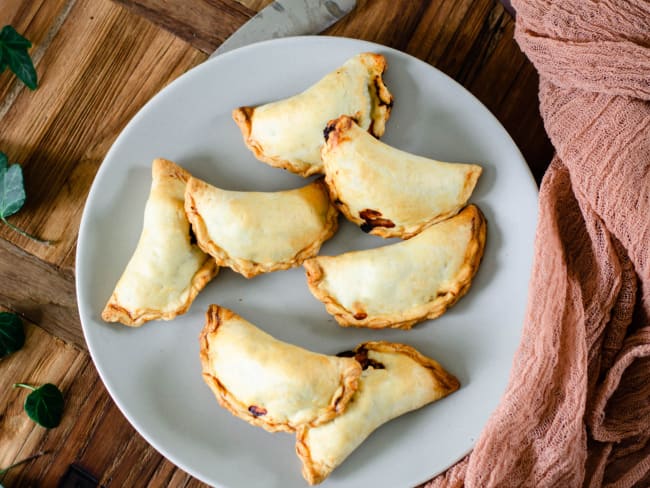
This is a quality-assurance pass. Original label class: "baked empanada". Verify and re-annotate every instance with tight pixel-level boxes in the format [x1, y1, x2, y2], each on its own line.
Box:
[303, 204, 486, 329]
[322, 116, 483, 238]
[199, 305, 362, 432]
[102, 159, 219, 327]
[296, 341, 460, 485]
[233, 53, 393, 177]
[185, 177, 338, 278]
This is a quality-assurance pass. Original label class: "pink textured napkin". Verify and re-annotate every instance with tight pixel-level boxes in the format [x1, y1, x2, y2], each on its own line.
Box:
[426, 1, 650, 486]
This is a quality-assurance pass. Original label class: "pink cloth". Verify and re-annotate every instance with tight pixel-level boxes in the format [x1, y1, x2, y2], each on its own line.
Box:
[426, 1, 650, 486]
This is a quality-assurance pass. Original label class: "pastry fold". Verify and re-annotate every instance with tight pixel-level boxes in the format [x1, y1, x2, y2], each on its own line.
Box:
[102, 159, 218, 326]
[199, 305, 362, 433]
[233, 53, 393, 177]
[296, 341, 460, 485]
[185, 177, 338, 278]
[322, 116, 483, 238]
[303, 204, 487, 329]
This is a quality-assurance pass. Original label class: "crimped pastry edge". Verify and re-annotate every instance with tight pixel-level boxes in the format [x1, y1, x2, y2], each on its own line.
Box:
[199, 305, 362, 433]
[101, 158, 219, 327]
[295, 341, 460, 485]
[303, 204, 487, 329]
[101, 260, 218, 327]
[232, 52, 393, 177]
[185, 178, 339, 278]
[322, 115, 482, 239]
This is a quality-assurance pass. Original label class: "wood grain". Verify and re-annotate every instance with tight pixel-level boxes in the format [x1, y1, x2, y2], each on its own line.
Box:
[113, 0, 255, 53]
[236, 0, 272, 11]
[0, 238, 82, 349]
[0, 0, 74, 104]
[0, 0, 207, 269]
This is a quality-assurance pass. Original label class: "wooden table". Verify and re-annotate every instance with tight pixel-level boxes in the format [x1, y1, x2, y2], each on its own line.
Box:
[0, 0, 552, 486]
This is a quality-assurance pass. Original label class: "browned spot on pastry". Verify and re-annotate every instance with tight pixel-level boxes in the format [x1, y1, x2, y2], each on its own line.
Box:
[353, 312, 367, 320]
[359, 208, 395, 232]
[248, 405, 267, 417]
[189, 226, 197, 245]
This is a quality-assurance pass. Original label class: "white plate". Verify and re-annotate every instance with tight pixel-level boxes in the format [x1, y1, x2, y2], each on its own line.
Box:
[76, 36, 537, 488]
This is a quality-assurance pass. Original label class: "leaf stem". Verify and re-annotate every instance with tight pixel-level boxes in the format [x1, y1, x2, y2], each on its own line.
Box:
[1, 218, 51, 245]
[0, 450, 48, 475]
[13, 383, 36, 391]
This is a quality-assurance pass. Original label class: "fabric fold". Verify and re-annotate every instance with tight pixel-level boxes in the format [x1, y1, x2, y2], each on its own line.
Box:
[425, 0, 650, 486]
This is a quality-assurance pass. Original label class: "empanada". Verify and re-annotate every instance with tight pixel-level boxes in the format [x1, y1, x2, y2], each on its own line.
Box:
[102, 159, 219, 326]
[185, 177, 338, 278]
[303, 204, 486, 329]
[322, 116, 483, 238]
[296, 341, 460, 485]
[233, 53, 393, 177]
[199, 305, 362, 432]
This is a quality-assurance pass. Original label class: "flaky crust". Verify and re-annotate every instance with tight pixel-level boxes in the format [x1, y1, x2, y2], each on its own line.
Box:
[199, 305, 361, 433]
[101, 158, 219, 327]
[185, 178, 339, 278]
[322, 116, 483, 239]
[303, 205, 487, 329]
[232, 53, 393, 177]
[295, 341, 460, 485]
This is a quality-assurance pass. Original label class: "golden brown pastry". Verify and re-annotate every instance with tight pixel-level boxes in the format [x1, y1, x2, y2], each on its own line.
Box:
[296, 341, 460, 485]
[185, 177, 338, 278]
[199, 305, 362, 432]
[233, 53, 393, 177]
[102, 159, 218, 327]
[322, 116, 483, 238]
[303, 204, 486, 329]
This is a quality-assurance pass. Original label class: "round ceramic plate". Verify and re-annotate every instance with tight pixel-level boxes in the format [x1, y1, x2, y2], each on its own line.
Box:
[76, 36, 537, 488]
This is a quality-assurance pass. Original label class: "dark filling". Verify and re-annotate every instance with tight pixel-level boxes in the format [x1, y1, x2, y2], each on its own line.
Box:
[337, 347, 385, 370]
[248, 405, 267, 417]
[189, 226, 197, 245]
[323, 121, 337, 142]
[359, 208, 395, 232]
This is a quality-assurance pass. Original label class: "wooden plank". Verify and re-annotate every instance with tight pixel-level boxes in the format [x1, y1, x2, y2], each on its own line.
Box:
[0, 0, 207, 269]
[326, 0, 429, 49]
[112, 0, 255, 53]
[0, 320, 85, 485]
[0, 238, 83, 349]
[0, 0, 74, 103]
[236, 0, 272, 11]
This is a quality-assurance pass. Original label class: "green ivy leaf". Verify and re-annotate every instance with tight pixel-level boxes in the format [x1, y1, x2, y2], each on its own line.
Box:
[0, 152, 50, 244]
[0, 155, 26, 218]
[0, 25, 32, 48]
[0, 311, 24, 358]
[14, 383, 64, 428]
[0, 26, 38, 90]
